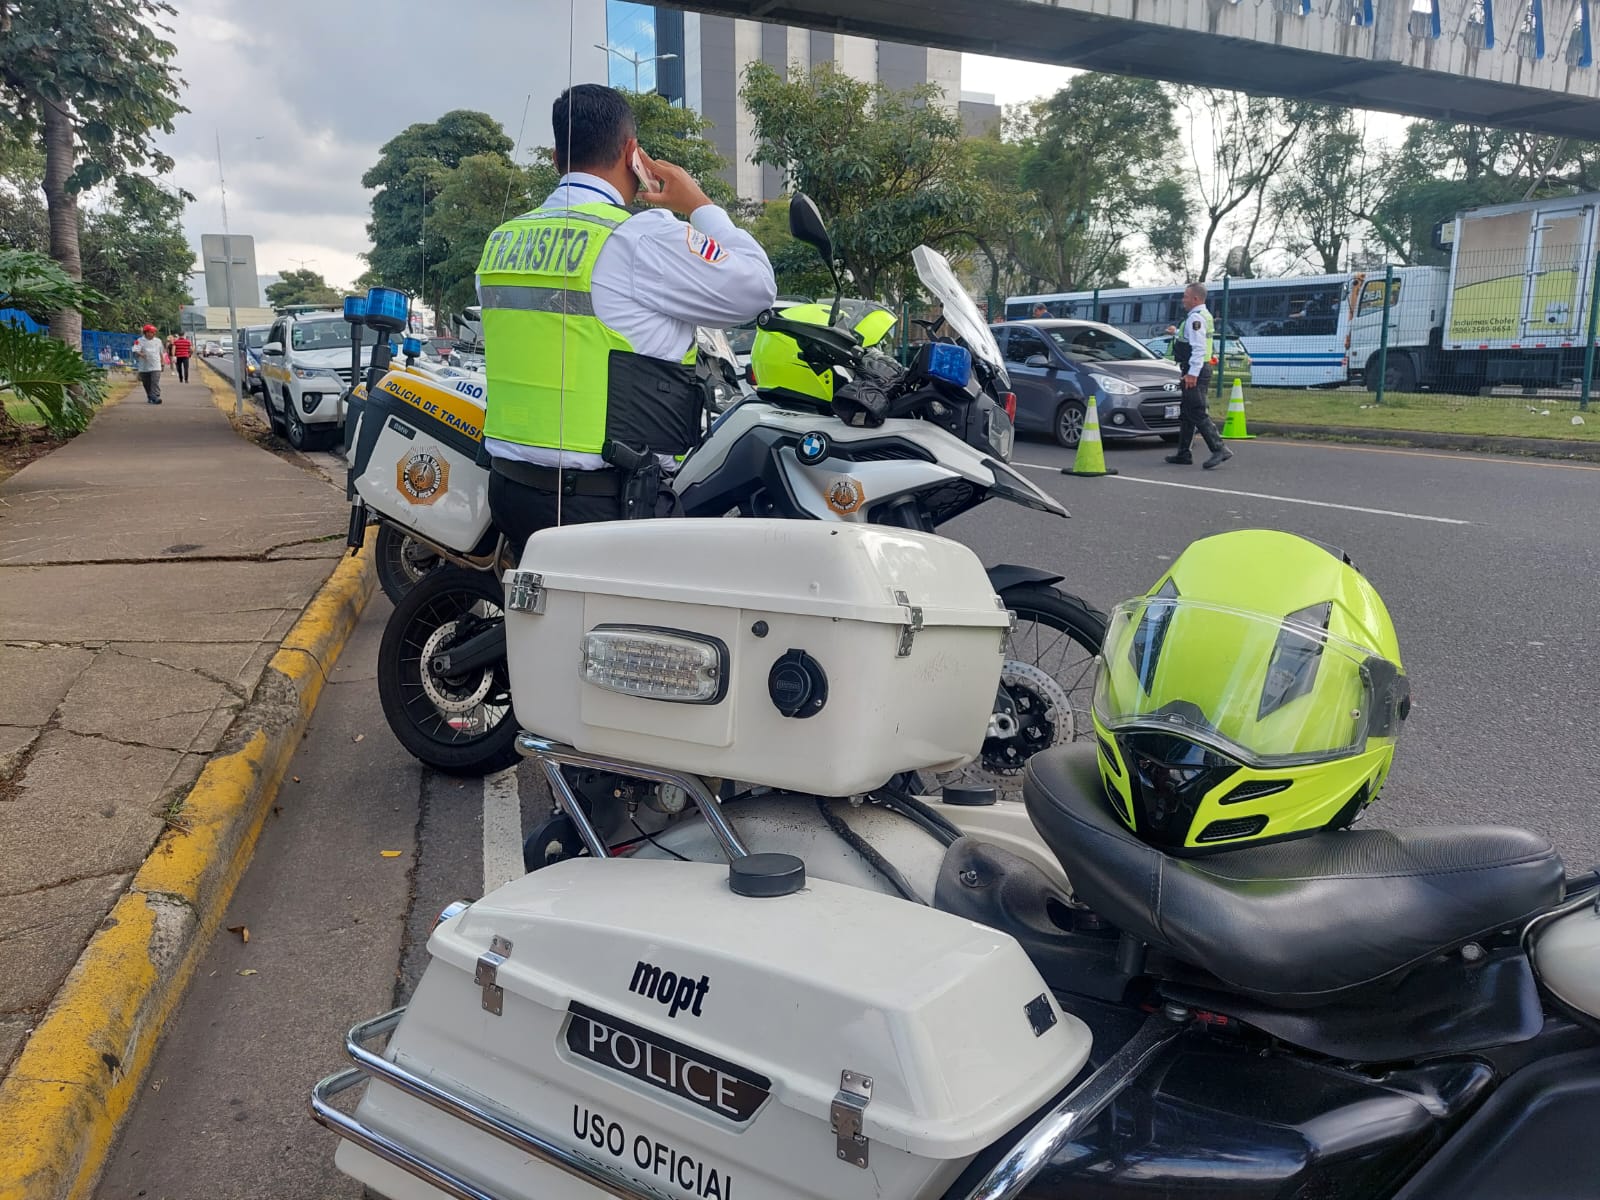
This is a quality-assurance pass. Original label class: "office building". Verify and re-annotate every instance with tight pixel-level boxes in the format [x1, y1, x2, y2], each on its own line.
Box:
[603, 1, 964, 201]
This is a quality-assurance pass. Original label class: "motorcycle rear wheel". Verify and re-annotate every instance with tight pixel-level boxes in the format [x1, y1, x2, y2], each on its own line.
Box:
[377, 566, 520, 776]
[927, 584, 1106, 795]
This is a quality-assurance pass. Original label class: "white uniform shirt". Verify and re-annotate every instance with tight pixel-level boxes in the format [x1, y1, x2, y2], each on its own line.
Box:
[483, 172, 777, 469]
[1181, 304, 1212, 380]
[131, 336, 164, 373]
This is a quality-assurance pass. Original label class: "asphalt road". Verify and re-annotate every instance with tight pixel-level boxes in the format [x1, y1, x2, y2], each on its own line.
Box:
[94, 430, 1600, 1198]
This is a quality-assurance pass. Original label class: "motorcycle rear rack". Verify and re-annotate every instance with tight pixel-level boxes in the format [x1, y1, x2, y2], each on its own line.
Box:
[310, 1005, 1191, 1200]
[515, 732, 751, 863]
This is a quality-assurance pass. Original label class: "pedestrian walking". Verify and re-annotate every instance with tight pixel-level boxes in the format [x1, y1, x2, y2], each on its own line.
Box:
[131, 324, 165, 404]
[169, 331, 193, 382]
[1164, 282, 1231, 470]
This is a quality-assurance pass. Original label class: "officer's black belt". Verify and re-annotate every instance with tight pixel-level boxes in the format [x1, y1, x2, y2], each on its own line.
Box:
[490, 456, 622, 496]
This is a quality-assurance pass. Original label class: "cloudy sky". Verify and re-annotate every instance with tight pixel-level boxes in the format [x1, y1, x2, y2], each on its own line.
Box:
[163, 1, 1079, 299]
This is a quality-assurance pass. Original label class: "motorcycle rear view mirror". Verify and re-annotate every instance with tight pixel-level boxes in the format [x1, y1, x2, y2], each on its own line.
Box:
[788, 193, 832, 262]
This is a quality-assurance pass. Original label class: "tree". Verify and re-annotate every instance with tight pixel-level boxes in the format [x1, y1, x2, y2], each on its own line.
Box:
[77, 177, 193, 330]
[1275, 109, 1381, 274]
[1001, 78, 1189, 294]
[625, 90, 734, 208]
[0, 248, 105, 435]
[265, 269, 341, 308]
[425, 153, 546, 316]
[0, 0, 185, 352]
[362, 109, 515, 303]
[741, 62, 986, 300]
[1183, 91, 1313, 278]
[737, 197, 835, 299]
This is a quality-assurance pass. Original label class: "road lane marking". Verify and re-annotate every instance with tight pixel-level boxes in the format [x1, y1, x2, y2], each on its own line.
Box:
[482, 767, 524, 892]
[1014, 463, 1470, 525]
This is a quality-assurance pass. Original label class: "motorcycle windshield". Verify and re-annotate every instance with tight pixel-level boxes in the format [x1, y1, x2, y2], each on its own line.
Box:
[695, 326, 739, 370]
[913, 244, 1008, 387]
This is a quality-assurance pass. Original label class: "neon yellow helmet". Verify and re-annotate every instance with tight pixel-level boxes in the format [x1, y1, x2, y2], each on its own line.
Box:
[1092, 530, 1409, 854]
[747, 299, 896, 403]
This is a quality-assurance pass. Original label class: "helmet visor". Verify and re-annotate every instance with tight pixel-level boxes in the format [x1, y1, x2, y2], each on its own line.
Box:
[1095, 597, 1406, 768]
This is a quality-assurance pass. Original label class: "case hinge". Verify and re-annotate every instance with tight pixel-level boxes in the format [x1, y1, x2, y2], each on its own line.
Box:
[831, 1069, 873, 1168]
[893, 590, 923, 658]
[505, 570, 545, 614]
[474, 935, 513, 1015]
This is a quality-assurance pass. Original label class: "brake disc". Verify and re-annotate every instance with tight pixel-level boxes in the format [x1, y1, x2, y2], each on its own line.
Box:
[418, 618, 496, 715]
[980, 659, 1075, 777]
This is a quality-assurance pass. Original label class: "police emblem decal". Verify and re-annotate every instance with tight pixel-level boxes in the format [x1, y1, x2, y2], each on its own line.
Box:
[825, 477, 866, 516]
[397, 450, 449, 505]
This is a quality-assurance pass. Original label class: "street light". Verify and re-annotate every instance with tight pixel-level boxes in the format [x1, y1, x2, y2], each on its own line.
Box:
[594, 43, 678, 94]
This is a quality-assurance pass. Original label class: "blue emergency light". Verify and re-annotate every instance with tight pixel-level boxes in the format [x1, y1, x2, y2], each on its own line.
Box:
[926, 342, 973, 388]
[363, 286, 410, 335]
[402, 336, 422, 358]
[343, 295, 367, 324]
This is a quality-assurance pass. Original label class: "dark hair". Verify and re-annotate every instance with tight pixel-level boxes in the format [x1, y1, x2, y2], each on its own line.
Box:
[552, 84, 636, 173]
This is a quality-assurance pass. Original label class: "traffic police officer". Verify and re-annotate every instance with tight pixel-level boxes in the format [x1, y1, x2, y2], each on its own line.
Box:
[477, 84, 777, 550]
[1164, 282, 1231, 470]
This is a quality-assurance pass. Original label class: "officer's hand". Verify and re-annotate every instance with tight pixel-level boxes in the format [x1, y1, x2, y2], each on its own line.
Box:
[1183, 375, 1198, 389]
[637, 150, 712, 217]
[1166, 325, 1177, 335]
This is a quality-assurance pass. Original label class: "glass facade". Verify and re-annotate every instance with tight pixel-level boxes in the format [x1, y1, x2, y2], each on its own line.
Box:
[605, 1, 660, 92]
[604, 1, 683, 101]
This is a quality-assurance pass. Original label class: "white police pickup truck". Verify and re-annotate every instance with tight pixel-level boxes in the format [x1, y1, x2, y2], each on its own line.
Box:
[258, 309, 392, 450]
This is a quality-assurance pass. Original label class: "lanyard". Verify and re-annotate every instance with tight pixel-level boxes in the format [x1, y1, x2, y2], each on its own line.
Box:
[562, 180, 621, 205]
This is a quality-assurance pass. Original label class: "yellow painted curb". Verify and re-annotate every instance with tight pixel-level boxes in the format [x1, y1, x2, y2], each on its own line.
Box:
[0, 530, 376, 1200]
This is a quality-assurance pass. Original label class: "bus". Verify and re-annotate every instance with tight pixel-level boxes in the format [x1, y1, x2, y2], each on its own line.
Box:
[1006, 275, 1352, 387]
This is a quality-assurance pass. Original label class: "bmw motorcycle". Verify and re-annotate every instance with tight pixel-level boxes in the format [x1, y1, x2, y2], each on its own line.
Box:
[312, 520, 1600, 1200]
[352, 196, 1105, 782]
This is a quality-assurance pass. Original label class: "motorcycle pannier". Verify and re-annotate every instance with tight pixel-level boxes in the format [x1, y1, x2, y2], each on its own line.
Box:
[335, 858, 1092, 1200]
[505, 519, 1012, 796]
[348, 367, 493, 555]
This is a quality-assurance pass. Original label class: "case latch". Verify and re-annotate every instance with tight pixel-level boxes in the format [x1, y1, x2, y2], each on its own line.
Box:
[893, 590, 923, 658]
[505, 570, 545, 614]
[831, 1069, 873, 1168]
[475, 935, 513, 1015]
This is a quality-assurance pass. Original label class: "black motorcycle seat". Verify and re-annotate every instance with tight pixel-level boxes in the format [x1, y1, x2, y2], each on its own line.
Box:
[1023, 745, 1564, 1007]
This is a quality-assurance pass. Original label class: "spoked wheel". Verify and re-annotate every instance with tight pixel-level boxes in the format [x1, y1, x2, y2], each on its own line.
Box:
[374, 523, 443, 604]
[927, 584, 1106, 797]
[377, 566, 520, 776]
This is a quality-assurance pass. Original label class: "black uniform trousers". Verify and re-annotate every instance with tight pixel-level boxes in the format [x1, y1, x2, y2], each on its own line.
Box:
[487, 465, 625, 558]
[1176, 364, 1223, 457]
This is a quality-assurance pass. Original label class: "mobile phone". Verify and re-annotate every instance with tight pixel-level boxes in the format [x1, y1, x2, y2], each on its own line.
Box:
[631, 148, 660, 194]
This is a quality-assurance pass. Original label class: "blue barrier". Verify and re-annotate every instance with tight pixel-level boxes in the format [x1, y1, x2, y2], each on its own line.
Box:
[0, 312, 141, 367]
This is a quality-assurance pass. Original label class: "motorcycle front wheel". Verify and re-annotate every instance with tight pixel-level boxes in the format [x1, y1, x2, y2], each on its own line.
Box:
[377, 566, 520, 776]
[928, 584, 1106, 795]
[374, 523, 443, 604]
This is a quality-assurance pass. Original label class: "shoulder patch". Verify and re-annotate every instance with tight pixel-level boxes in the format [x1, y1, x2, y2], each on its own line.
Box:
[686, 226, 728, 265]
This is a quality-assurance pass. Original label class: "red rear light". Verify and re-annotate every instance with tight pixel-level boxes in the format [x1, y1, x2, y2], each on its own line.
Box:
[1003, 392, 1017, 421]
[745, 364, 757, 386]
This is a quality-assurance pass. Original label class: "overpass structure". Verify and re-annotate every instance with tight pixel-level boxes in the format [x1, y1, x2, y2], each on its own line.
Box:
[678, 0, 1599, 137]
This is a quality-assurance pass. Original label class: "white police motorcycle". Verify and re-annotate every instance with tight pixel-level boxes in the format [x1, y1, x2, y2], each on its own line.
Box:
[345, 197, 1104, 783]
[311, 516, 1600, 1200]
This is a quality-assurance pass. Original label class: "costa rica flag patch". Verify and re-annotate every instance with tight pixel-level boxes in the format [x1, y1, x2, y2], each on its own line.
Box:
[686, 226, 728, 264]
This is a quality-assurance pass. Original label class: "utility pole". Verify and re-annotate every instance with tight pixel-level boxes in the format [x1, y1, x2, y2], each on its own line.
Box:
[214, 131, 244, 417]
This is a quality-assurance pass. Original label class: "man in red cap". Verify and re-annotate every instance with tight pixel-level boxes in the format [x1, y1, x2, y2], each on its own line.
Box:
[131, 324, 165, 404]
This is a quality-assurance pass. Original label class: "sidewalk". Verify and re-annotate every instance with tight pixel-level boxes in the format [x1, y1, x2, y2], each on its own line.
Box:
[0, 377, 350, 1094]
